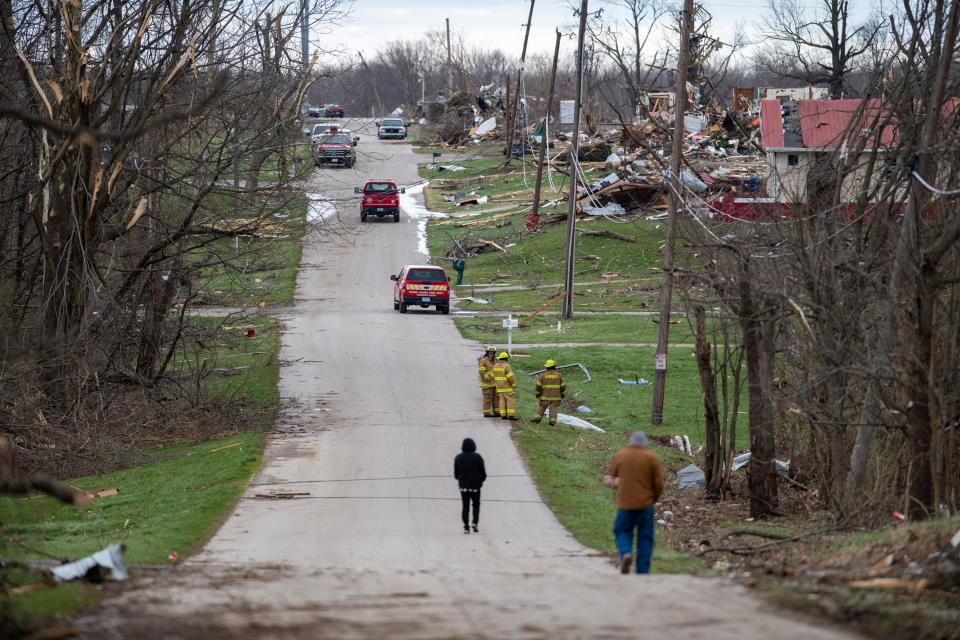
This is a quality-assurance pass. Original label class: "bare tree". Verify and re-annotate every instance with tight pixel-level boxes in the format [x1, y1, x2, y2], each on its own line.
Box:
[758, 0, 883, 97]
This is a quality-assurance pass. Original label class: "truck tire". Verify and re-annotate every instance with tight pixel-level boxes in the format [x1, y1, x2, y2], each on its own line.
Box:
[393, 213, 400, 222]
[399, 301, 407, 313]
[439, 305, 450, 315]
[361, 212, 367, 222]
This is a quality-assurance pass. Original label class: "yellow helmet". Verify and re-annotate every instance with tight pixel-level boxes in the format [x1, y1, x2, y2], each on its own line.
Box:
[498, 351, 509, 360]
[545, 359, 556, 368]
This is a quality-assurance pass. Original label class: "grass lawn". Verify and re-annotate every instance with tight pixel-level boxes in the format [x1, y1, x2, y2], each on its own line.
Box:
[500, 345, 745, 572]
[0, 316, 281, 635]
[454, 314, 698, 345]
[194, 193, 307, 307]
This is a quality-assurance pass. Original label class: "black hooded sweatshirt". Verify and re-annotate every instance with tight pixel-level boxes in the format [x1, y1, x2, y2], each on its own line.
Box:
[454, 438, 487, 490]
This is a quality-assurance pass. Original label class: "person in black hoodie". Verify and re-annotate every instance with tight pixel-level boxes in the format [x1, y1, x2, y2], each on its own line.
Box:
[454, 437, 486, 534]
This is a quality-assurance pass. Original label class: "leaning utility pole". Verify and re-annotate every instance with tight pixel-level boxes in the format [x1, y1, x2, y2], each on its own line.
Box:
[300, 0, 309, 73]
[446, 18, 453, 97]
[530, 29, 562, 226]
[503, 0, 537, 164]
[650, 0, 694, 425]
[562, 0, 589, 320]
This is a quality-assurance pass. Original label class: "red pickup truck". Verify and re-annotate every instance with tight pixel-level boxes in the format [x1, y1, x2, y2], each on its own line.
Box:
[355, 180, 405, 222]
[391, 265, 450, 314]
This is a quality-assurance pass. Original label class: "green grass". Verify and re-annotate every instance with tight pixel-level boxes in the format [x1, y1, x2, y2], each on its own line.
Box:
[175, 316, 282, 410]
[195, 194, 307, 306]
[498, 345, 741, 572]
[1, 316, 282, 635]
[256, 143, 314, 182]
[0, 431, 263, 634]
[430, 214, 667, 290]
[455, 314, 697, 345]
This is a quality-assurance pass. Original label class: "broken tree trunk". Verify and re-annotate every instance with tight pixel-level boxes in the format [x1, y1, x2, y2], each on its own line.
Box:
[0, 436, 90, 506]
[579, 229, 636, 242]
[737, 257, 779, 518]
[694, 306, 724, 499]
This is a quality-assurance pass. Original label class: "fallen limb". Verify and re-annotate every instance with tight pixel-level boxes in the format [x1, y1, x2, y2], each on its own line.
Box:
[476, 238, 506, 253]
[723, 528, 793, 540]
[580, 229, 636, 243]
[698, 526, 835, 556]
[0, 436, 90, 507]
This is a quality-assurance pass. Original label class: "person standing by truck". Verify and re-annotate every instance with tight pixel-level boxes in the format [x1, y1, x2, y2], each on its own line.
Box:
[532, 360, 565, 426]
[492, 352, 517, 420]
[478, 346, 498, 418]
[454, 437, 486, 533]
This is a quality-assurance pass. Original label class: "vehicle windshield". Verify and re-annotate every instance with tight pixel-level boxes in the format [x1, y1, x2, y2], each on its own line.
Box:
[407, 269, 446, 282]
[320, 134, 350, 144]
[364, 182, 398, 194]
[312, 125, 330, 134]
[382, 119, 404, 127]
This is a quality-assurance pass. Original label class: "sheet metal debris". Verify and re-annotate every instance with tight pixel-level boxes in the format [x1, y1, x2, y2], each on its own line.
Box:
[52, 543, 128, 583]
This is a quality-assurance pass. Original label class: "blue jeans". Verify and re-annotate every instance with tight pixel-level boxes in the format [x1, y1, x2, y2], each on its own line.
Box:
[613, 506, 655, 574]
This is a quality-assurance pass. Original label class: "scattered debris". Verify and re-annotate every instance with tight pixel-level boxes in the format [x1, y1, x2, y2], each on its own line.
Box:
[429, 164, 466, 172]
[528, 362, 591, 383]
[210, 441, 243, 453]
[678, 464, 706, 491]
[556, 413, 605, 432]
[52, 543, 128, 583]
[580, 229, 635, 242]
[730, 452, 790, 474]
[618, 377, 650, 385]
[84, 487, 119, 499]
[457, 296, 492, 304]
[576, 405, 593, 415]
[9, 582, 53, 596]
[253, 491, 311, 499]
[670, 435, 693, 456]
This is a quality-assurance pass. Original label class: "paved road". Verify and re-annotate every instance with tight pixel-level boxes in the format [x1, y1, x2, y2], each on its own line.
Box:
[74, 120, 855, 639]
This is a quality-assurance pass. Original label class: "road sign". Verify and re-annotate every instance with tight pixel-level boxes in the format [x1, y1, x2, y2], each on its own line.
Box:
[655, 353, 667, 371]
[502, 318, 519, 329]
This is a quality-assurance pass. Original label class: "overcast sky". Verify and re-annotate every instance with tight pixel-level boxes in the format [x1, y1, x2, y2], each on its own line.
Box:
[322, 0, 875, 64]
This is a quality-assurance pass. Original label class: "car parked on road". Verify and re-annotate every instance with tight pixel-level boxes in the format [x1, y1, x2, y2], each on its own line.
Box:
[355, 180, 405, 222]
[313, 132, 357, 167]
[391, 265, 450, 314]
[324, 104, 345, 118]
[376, 118, 407, 140]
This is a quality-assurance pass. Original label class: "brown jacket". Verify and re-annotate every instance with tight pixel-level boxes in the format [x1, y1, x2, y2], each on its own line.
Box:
[609, 445, 664, 510]
[535, 370, 565, 401]
[491, 361, 516, 392]
[478, 354, 496, 388]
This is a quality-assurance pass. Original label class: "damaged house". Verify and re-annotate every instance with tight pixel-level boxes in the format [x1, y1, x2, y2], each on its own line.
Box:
[759, 98, 898, 204]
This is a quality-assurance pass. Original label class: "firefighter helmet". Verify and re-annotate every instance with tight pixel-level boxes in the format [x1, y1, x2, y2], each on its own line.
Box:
[485, 345, 496, 352]
[545, 359, 556, 368]
[498, 351, 509, 360]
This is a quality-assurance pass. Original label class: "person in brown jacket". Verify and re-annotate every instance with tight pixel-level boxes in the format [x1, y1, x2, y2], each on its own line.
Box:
[603, 431, 664, 574]
[478, 346, 498, 417]
[532, 359, 564, 425]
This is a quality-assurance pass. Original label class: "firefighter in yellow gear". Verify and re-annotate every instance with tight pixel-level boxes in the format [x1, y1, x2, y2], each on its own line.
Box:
[478, 345, 498, 417]
[533, 360, 565, 426]
[490, 352, 518, 420]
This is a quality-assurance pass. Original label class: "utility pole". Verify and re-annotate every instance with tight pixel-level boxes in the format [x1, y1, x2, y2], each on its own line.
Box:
[530, 30, 562, 226]
[446, 18, 453, 98]
[650, 0, 694, 425]
[562, 0, 589, 320]
[300, 0, 309, 74]
[503, 0, 537, 164]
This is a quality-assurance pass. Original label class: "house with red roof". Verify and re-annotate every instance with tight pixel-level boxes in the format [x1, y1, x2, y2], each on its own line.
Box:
[759, 99, 898, 203]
